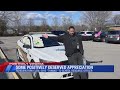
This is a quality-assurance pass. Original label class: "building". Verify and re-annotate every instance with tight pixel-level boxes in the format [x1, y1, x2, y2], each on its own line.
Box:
[107, 25, 120, 30]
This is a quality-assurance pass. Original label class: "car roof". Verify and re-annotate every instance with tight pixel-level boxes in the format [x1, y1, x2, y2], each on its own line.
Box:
[80, 31, 94, 32]
[108, 30, 120, 32]
[51, 30, 65, 32]
[28, 34, 57, 38]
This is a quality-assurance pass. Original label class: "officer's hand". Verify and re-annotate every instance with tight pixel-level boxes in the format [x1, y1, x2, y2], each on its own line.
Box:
[42, 34, 48, 38]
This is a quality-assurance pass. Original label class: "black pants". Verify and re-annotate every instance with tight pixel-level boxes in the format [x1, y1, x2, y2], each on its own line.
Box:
[68, 52, 88, 79]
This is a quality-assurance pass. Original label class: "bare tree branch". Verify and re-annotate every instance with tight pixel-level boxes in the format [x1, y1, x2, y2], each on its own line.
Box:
[112, 14, 120, 25]
[52, 16, 59, 30]
[82, 11, 112, 31]
[61, 16, 73, 30]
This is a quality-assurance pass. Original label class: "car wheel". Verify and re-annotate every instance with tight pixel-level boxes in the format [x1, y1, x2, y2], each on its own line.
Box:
[16, 49, 22, 62]
[32, 72, 40, 79]
[31, 60, 41, 79]
[93, 39, 95, 42]
[102, 38, 105, 42]
[105, 39, 109, 43]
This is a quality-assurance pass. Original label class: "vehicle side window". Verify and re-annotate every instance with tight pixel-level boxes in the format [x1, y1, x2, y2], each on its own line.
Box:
[22, 37, 31, 46]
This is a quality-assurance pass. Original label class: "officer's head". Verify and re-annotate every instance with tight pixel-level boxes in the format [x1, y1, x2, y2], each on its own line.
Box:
[67, 26, 75, 36]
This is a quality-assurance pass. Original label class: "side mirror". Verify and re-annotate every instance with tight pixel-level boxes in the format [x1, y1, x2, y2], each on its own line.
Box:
[23, 44, 31, 49]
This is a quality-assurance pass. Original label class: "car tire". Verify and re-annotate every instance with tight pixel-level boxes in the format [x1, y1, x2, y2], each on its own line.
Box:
[16, 49, 22, 62]
[32, 72, 41, 79]
[105, 39, 109, 43]
[31, 60, 41, 79]
[102, 38, 105, 42]
[93, 39, 95, 42]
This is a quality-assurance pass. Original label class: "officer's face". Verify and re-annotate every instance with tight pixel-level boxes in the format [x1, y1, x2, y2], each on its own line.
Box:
[68, 28, 75, 36]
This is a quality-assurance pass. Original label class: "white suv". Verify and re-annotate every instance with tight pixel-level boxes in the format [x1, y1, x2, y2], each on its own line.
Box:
[16, 33, 73, 79]
[79, 31, 94, 41]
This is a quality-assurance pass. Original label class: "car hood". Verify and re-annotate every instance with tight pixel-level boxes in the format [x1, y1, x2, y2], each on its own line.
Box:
[32, 46, 68, 62]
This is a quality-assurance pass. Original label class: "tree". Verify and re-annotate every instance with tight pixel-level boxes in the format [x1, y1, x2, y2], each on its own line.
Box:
[61, 16, 73, 30]
[0, 11, 14, 35]
[11, 11, 25, 34]
[0, 19, 7, 36]
[112, 14, 120, 25]
[82, 11, 112, 31]
[27, 18, 35, 32]
[52, 17, 59, 30]
[40, 18, 50, 32]
[0, 11, 13, 22]
[75, 23, 88, 32]
[0, 11, 13, 35]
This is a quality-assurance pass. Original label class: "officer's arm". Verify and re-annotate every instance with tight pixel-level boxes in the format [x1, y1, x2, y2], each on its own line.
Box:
[57, 35, 65, 43]
[50, 35, 65, 43]
[43, 34, 64, 43]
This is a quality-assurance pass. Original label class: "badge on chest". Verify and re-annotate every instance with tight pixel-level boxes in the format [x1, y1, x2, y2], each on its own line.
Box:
[77, 43, 79, 49]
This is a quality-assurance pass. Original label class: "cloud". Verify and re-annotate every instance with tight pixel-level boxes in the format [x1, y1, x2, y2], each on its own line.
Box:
[44, 11, 50, 15]
[60, 14, 66, 19]
[112, 11, 120, 15]
[45, 13, 57, 18]
[64, 11, 78, 13]
[60, 14, 71, 19]
[25, 13, 45, 19]
[25, 12, 57, 20]
[60, 14, 65, 16]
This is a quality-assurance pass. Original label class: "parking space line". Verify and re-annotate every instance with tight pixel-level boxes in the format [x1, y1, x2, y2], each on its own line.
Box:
[0, 47, 21, 79]
[12, 73, 19, 79]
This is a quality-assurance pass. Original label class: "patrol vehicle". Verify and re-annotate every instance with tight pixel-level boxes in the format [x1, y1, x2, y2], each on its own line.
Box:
[16, 32, 73, 79]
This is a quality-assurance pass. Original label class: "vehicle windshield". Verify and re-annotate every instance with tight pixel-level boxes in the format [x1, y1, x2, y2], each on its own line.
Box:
[108, 31, 120, 35]
[33, 37, 60, 48]
[51, 31, 65, 35]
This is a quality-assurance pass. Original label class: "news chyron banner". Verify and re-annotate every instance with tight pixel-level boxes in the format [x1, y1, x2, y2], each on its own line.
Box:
[0, 62, 114, 72]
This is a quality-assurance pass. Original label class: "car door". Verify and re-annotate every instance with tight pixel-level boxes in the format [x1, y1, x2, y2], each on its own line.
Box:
[18, 36, 31, 62]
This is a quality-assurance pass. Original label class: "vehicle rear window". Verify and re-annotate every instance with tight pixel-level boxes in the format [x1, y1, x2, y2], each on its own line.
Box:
[80, 32, 85, 34]
[103, 31, 108, 34]
[87, 32, 93, 34]
[108, 31, 120, 34]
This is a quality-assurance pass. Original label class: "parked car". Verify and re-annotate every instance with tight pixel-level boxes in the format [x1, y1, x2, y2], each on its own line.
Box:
[16, 33, 73, 79]
[105, 30, 120, 43]
[92, 31, 108, 42]
[51, 30, 66, 36]
[78, 31, 94, 41]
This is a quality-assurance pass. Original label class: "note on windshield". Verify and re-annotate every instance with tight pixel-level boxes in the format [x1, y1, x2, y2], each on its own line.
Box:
[33, 37, 44, 47]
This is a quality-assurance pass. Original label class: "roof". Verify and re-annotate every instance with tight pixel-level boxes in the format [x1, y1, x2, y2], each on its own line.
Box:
[29, 32, 52, 35]
[109, 27, 120, 30]
[106, 25, 120, 27]
[80, 31, 94, 32]
[30, 34, 57, 38]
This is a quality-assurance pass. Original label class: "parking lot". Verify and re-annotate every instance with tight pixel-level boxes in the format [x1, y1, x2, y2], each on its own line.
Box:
[0, 36, 120, 79]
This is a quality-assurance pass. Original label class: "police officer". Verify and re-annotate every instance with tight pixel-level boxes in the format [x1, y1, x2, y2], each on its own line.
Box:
[43, 26, 87, 79]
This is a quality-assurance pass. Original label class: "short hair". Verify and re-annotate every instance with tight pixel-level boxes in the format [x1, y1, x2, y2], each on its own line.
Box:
[69, 26, 75, 30]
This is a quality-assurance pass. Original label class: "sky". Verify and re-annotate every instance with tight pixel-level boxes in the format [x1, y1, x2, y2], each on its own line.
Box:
[24, 11, 83, 25]
[23, 11, 120, 26]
